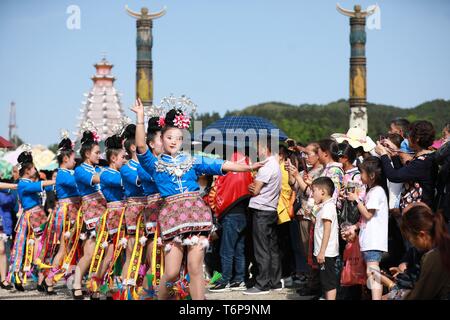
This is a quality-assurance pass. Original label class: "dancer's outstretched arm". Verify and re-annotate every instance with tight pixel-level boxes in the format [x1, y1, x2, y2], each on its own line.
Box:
[130, 98, 148, 155]
[222, 160, 265, 173]
[0, 182, 17, 190]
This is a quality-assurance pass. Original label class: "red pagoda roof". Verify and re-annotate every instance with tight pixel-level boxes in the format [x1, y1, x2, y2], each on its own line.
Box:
[0, 136, 14, 148]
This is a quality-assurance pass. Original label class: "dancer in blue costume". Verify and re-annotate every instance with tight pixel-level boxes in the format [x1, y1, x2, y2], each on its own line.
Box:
[72, 130, 107, 300]
[10, 149, 55, 291]
[39, 132, 81, 294]
[131, 97, 266, 300]
[89, 134, 127, 299]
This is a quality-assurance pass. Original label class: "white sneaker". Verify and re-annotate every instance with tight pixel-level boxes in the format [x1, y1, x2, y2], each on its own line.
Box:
[229, 281, 247, 291]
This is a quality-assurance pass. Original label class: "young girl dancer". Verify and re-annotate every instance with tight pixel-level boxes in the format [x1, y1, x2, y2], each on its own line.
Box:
[39, 133, 81, 294]
[72, 130, 107, 299]
[89, 134, 126, 299]
[131, 97, 265, 300]
[119, 124, 149, 289]
[140, 118, 165, 292]
[12, 150, 55, 291]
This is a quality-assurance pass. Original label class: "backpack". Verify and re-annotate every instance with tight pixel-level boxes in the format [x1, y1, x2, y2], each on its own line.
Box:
[338, 171, 361, 225]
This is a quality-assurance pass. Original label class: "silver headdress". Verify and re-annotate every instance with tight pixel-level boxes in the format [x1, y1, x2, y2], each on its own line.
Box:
[155, 94, 198, 129]
[57, 129, 74, 156]
[17, 144, 33, 171]
[80, 120, 100, 143]
[159, 94, 197, 116]
[112, 116, 132, 137]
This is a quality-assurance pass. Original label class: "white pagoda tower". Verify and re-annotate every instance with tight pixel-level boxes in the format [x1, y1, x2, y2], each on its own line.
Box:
[76, 56, 125, 141]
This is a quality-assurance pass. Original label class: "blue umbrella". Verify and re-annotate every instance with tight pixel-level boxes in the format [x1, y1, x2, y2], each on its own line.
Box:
[197, 116, 288, 147]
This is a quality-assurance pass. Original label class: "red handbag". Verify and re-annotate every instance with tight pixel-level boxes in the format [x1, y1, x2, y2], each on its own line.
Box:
[340, 238, 367, 286]
[212, 152, 253, 219]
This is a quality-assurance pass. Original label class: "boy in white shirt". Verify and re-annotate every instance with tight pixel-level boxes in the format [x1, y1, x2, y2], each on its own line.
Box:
[308, 177, 339, 300]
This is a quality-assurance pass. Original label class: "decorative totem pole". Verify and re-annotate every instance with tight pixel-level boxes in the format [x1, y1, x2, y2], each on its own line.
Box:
[337, 4, 376, 133]
[125, 5, 166, 109]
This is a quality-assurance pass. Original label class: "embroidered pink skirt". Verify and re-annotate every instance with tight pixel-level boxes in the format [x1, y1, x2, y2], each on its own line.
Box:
[106, 201, 125, 235]
[144, 194, 163, 236]
[158, 192, 212, 242]
[124, 196, 147, 235]
[81, 192, 107, 233]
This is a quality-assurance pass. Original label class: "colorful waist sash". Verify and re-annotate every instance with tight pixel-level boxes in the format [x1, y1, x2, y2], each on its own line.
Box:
[26, 206, 47, 235]
[106, 201, 126, 235]
[57, 197, 81, 223]
[144, 193, 163, 235]
[37, 198, 82, 265]
[124, 196, 147, 234]
[81, 192, 107, 231]
[158, 192, 212, 241]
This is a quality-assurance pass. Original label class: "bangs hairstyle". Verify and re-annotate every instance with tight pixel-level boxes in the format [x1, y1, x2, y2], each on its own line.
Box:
[104, 135, 123, 163]
[57, 138, 74, 165]
[358, 156, 389, 202]
[17, 152, 34, 177]
[161, 109, 184, 136]
[80, 131, 99, 161]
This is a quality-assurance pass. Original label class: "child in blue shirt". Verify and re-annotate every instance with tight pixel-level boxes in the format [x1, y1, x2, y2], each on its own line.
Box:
[39, 135, 81, 295]
[10, 151, 55, 292]
[90, 134, 126, 299]
[72, 130, 107, 300]
[121, 121, 164, 291]
[120, 124, 159, 288]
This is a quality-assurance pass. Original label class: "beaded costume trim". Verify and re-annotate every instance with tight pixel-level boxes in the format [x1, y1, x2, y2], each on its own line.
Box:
[155, 153, 196, 178]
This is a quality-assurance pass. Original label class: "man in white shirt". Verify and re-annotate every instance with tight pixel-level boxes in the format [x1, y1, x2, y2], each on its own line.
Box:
[243, 138, 282, 295]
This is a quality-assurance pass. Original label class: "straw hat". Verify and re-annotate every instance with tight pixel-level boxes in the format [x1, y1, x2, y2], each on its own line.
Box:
[331, 127, 376, 152]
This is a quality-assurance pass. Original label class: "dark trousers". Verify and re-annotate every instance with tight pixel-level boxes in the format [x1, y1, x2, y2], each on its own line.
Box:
[277, 221, 297, 278]
[219, 213, 247, 284]
[251, 208, 282, 291]
[289, 218, 309, 274]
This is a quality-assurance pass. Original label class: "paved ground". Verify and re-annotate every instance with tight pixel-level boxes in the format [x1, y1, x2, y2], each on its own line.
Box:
[0, 281, 311, 300]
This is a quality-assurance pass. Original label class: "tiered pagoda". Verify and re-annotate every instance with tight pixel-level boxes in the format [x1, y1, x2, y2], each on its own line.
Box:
[76, 56, 125, 141]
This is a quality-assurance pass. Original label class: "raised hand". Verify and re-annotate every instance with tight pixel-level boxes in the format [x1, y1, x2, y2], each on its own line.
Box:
[375, 141, 388, 156]
[285, 159, 299, 178]
[130, 98, 144, 115]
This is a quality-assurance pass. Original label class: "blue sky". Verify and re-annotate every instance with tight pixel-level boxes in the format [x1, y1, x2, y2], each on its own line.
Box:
[1, 0, 449, 146]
